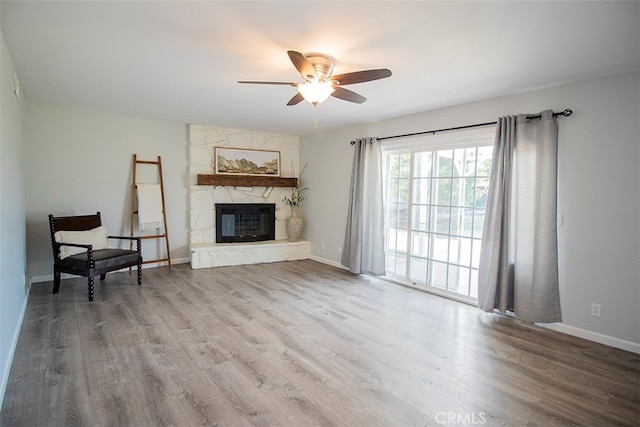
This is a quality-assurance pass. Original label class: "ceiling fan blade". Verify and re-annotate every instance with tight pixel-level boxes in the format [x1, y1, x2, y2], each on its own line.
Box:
[238, 81, 297, 86]
[287, 92, 304, 106]
[331, 87, 367, 104]
[287, 50, 317, 81]
[331, 69, 392, 85]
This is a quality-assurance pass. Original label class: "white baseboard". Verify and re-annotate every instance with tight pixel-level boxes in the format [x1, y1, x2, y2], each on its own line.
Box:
[0, 280, 31, 410]
[309, 255, 348, 270]
[536, 322, 640, 354]
[30, 257, 190, 284]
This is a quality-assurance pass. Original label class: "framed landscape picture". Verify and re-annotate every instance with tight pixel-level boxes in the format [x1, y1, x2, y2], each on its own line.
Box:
[214, 147, 281, 176]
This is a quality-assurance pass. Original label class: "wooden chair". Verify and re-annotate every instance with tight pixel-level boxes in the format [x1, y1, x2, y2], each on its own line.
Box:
[49, 212, 142, 301]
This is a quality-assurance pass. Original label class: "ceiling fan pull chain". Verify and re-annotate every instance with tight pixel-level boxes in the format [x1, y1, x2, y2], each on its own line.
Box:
[313, 104, 319, 128]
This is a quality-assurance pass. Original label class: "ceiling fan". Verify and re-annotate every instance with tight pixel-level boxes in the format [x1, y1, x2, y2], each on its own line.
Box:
[238, 50, 392, 106]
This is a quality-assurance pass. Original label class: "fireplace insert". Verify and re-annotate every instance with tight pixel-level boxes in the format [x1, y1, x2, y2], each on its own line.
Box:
[215, 203, 275, 243]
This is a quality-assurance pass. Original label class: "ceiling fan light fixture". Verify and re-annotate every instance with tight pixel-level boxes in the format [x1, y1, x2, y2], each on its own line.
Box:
[239, 50, 391, 107]
[297, 81, 335, 105]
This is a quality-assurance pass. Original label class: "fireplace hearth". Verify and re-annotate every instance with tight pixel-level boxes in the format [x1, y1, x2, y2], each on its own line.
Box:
[215, 203, 275, 243]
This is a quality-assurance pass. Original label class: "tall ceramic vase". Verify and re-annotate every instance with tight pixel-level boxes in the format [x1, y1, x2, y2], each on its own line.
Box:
[286, 206, 304, 242]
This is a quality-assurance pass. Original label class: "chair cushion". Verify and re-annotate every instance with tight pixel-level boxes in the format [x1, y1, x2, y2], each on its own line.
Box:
[58, 249, 140, 273]
[55, 226, 109, 259]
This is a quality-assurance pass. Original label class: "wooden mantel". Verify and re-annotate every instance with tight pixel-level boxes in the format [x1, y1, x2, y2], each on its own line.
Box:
[197, 174, 298, 187]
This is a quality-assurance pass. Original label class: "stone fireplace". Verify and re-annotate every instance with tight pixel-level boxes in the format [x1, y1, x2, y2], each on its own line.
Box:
[189, 125, 310, 268]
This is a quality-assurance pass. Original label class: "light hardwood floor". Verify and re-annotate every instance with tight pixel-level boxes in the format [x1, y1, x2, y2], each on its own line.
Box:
[1, 260, 638, 426]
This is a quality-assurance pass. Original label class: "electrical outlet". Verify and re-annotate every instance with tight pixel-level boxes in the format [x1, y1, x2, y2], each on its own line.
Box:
[590, 303, 601, 317]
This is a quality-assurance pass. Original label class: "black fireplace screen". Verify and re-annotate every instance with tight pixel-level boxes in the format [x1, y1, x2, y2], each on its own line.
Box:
[215, 203, 275, 243]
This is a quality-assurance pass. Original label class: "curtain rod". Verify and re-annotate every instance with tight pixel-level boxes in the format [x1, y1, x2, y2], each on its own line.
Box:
[349, 108, 573, 145]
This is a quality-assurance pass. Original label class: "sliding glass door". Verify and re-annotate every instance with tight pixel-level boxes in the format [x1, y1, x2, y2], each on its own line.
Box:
[383, 129, 494, 301]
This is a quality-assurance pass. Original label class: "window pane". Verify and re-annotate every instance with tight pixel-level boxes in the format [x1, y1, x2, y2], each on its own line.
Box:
[411, 231, 429, 258]
[386, 227, 398, 251]
[463, 147, 478, 176]
[436, 150, 453, 177]
[413, 178, 431, 204]
[470, 269, 479, 299]
[385, 201, 407, 228]
[472, 238, 482, 268]
[412, 205, 430, 232]
[387, 251, 406, 277]
[473, 211, 485, 238]
[448, 265, 470, 295]
[474, 178, 489, 209]
[389, 179, 410, 205]
[385, 202, 396, 226]
[451, 177, 463, 206]
[410, 257, 427, 284]
[434, 206, 450, 234]
[388, 154, 401, 178]
[396, 229, 408, 252]
[386, 200, 409, 229]
[432, 234, 448, 262]
[414, 152, 432, 178]
[449, 236, 472, 265]
[450, 207, 461, 235]
[387, 178, 401, 201]
[459, 208, 474, 237]
[385, 247, 397, 273]
[429, 261, 448, 288]
[453, 148, 466, 177]
[386, 155, 396, 177]
[398, 153, 411, 178]
[477, 146, 493, 176]
[464, 177, 476, 207]
[436, 178, 451, 205]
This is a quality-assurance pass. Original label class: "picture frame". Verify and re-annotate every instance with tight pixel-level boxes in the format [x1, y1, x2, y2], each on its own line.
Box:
[214, 147, 281, 177]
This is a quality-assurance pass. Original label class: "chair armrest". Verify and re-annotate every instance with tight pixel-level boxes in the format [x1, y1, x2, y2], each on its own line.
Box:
[53, 242, 95, 266]
[107, 236, 142, 253]
[56, 242, 94, 250]
[107, 235, 139, 241]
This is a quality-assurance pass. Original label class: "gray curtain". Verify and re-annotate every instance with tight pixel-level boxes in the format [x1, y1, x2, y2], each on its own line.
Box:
[341, 137, 386, 275]
[478, 110, 561, 323]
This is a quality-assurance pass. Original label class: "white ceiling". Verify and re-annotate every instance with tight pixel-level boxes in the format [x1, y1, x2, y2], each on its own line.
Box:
[2, 1, 638, 136]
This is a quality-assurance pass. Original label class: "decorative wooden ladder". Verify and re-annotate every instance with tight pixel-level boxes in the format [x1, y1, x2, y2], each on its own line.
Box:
[130, 154, 171, 268]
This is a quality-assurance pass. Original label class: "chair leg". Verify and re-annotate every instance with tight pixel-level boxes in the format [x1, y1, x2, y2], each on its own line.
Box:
[52, 270, 61, 294]
[88, 277, 95, 301]
[137, 259, 142, 286]
[100, 273, 106, 280]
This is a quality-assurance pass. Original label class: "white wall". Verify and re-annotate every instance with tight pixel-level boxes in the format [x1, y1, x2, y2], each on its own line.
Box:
[0, 25, 28, 408]
[26, 102, 189, 280]
[300, 72, 640, 350]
